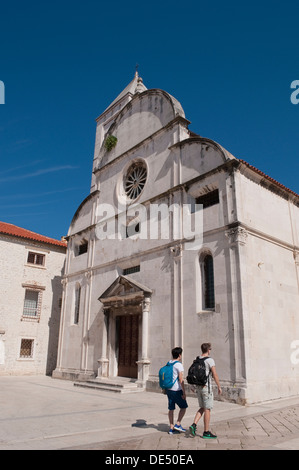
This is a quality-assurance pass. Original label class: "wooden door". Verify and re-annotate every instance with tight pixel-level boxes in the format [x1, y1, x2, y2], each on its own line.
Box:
[117, 314, 139, 378]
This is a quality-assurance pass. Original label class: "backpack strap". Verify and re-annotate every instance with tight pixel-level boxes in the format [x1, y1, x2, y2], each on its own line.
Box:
[199, 356, 211, 393]
[168, 360, 179, 387]
[204, 357, 212, 393]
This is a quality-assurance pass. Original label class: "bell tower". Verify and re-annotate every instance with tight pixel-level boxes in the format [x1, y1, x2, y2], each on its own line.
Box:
[90, 72, 147, 192]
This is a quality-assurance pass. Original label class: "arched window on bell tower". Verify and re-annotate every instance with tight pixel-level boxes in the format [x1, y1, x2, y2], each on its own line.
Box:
[74, 284, 81, 324]
[203, 254, 215, 310]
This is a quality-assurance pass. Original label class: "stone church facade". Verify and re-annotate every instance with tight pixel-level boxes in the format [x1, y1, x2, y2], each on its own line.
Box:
[53, 73, 299, 404]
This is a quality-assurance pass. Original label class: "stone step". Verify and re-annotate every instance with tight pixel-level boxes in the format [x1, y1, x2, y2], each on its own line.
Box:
[73, 377, 145, 393]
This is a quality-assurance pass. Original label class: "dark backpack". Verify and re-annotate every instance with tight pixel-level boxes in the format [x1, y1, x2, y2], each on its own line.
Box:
[186, 356, 210, 386]
[159, 361, 179, 389]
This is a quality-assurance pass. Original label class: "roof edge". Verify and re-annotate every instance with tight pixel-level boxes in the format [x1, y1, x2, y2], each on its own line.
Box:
[239, 159, 299, 201]
[0, 222, 67, 248]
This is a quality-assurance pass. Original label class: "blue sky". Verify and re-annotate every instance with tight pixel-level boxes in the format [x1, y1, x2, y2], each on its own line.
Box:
[0, 0, 298, 240]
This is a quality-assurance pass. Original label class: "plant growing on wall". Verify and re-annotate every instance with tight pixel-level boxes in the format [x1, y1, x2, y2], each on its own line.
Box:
[104, 135, 118, 152]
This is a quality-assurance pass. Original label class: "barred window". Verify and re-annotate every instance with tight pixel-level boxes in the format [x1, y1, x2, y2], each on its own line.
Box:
[23, 290, 40, 317]
[123, 265, 140, 275]
[27, 252, 45, 266]
[19, 339, 34, 358]
[203, 254, 215, 309]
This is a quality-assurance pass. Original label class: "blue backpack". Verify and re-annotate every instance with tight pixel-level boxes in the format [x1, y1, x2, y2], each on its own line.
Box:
[159, 361, 179, 389]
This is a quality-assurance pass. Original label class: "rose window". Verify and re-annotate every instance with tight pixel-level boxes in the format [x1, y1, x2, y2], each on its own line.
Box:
[124, 162, 147, 200]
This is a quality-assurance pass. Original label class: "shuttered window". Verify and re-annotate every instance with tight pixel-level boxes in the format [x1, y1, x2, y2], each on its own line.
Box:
[27, 252, 45, 266]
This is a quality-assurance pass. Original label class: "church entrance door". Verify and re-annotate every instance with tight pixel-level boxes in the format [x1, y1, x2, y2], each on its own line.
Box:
[117, 313, 140, 378]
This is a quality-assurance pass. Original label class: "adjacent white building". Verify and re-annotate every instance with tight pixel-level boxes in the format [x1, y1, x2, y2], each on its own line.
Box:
[53, 73, 299, 404]
[0, 222, 66, 375]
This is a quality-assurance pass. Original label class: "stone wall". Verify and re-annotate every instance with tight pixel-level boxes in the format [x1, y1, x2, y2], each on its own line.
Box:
[0, 235, 65, 375]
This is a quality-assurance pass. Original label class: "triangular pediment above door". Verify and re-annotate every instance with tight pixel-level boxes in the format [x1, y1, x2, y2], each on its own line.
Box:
[98, 275, 152, 303]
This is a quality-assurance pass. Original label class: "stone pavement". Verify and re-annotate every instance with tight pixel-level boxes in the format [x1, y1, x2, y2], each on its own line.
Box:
[1, 375, 299, 451]
[73, 408, 299, 451]
[71, 400, 299, 451]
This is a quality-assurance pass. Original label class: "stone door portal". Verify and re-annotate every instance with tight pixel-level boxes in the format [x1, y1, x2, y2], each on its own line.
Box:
[98, 275, 152, 384]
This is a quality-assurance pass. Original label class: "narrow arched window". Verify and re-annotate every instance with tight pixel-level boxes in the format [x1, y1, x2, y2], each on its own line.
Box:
[203, 254, 215, 309]
[74, 285, 81, 324]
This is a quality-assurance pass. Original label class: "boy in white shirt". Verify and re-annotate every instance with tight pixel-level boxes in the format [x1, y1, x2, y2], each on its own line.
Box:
[189, 342, 222, 439]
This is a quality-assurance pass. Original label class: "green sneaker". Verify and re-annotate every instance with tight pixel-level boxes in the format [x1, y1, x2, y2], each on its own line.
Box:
[189, 423, 197, 437]
[203, 431, 217, 439]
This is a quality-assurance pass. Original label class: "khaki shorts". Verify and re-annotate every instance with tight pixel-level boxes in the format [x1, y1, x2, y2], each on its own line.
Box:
[196, 385, 214, 410]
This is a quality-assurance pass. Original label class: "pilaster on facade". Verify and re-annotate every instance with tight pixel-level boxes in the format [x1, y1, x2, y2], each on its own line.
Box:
[97, 307, 109, 378]
[225, 225, 248, 385]
[136, 296, 151, 385]
[80, 270, 93, 372]
[170, 243, 183, 349]
[294, 251, 299, 294]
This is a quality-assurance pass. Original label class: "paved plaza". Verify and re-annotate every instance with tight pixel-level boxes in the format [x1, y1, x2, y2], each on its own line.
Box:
[1, 375, 299, 451]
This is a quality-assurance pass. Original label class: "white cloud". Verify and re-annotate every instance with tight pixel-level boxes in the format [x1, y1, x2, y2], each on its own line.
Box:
[0, 165, 78, 183]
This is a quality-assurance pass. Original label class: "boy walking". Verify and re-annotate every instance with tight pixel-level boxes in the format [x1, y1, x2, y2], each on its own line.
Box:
[166, 347, 188, 435]
[189, 343, 222, 438]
